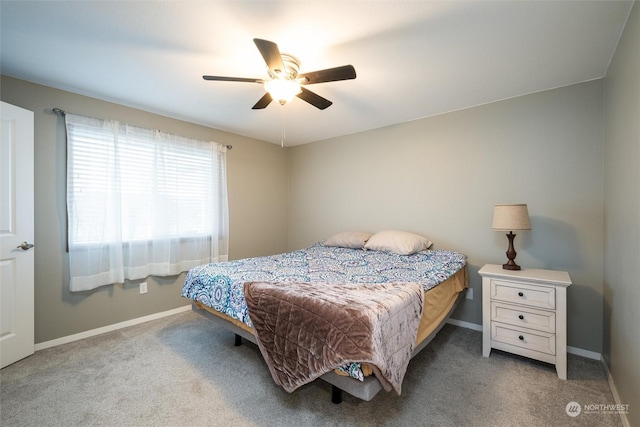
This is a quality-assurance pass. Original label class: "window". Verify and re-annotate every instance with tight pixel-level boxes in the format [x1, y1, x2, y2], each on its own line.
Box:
[65, 114, 228, 292]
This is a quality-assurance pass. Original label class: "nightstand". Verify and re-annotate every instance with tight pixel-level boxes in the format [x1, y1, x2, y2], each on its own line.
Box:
[479, 264, 572, 379]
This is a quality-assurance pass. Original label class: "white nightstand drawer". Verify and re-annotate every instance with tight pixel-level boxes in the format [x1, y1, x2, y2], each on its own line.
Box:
[491, 322, 556, 355]
[491, 279, 555, 309]
[491, 301, 556, 333]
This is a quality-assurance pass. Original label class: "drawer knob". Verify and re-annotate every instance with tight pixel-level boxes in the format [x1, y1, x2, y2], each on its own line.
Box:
[518, 314, 524, 320]
[518, 292, 524, 297]
[519, 335, 524, 341]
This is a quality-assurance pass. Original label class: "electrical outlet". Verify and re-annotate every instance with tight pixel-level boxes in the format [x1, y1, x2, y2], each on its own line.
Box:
[466, 288, 473, 300]
[140, 282, 148, 294]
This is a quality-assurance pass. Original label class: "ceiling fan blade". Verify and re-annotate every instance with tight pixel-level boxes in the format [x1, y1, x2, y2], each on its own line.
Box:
[252, 92, 273, 110]
[298, 65, 356, 85]
[253, 38, 285, 75]
[296, 87, 332, 110]
[203, 75, 263, 83]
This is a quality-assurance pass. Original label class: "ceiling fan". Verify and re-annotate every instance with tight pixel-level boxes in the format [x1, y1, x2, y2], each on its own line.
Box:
[203, 38, 356, 110]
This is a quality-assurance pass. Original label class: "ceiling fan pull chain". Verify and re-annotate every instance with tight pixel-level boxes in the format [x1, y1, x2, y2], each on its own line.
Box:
[281, 106, 286, 148]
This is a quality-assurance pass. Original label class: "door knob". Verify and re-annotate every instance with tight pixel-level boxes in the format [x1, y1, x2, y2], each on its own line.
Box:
[17, 242, 34, 251]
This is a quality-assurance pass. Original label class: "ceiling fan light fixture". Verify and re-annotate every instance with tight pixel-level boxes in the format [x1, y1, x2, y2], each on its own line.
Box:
[203, 39, 355, 110]
[264, 78, 301, 105]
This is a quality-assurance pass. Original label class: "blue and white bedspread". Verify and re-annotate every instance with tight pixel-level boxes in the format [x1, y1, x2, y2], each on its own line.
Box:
[182, 242, 466, 380]
[183, 242, 466, 328]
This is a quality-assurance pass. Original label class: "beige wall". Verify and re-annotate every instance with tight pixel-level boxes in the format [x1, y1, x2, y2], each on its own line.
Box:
[604, 2, 639, 425]
[0, 73, 614, 356]
[0, 76, 289, 343]
[288, 80, 605, 353]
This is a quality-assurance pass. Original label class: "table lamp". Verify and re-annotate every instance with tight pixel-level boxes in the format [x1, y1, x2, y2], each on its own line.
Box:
[492, 204, 531, 270]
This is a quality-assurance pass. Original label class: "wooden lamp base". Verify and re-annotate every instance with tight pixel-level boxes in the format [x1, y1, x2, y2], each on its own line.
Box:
[502, 231, 521, 270]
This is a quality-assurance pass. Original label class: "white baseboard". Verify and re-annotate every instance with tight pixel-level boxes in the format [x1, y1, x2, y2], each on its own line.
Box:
[567, 345, 601, 360]
[446, 319, 602, 360]
[35, 308, 606, 362]
[34, 305, 192, 351]
[446, 318, 483, 331]
[601, 356, 632, 427]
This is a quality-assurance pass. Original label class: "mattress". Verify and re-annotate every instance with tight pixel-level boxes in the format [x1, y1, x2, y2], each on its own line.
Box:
[182, 242, 467, 382]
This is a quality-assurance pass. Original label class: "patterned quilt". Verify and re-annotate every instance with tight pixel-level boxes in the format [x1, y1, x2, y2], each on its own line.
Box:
[181, 242, 467, 380]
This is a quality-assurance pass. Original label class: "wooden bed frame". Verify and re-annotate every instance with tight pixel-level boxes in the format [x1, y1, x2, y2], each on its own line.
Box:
[191, 290, 466, 404]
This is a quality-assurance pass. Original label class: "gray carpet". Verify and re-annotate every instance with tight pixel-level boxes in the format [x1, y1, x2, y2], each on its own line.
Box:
[1, 311, 622, 427]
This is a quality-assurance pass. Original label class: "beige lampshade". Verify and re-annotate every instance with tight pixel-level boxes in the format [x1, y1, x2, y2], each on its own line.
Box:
[492, 204, 531, 231]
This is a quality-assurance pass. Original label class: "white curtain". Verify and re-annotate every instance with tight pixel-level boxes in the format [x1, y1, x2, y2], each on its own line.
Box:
[66, 114, 228, 292]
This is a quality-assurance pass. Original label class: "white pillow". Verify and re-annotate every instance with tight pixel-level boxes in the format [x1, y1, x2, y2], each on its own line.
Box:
[324, 231, 373, 249]
[364, 230, 433, 255]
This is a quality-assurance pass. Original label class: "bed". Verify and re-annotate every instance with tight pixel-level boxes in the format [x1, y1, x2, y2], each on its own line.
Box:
[181, 231, 468, 403]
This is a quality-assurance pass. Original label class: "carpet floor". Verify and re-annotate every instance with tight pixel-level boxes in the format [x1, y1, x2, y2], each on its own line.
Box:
[0, 310, 622, 427]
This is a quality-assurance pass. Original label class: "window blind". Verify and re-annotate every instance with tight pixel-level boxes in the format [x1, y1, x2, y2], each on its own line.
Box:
[65, 113, 229, 291]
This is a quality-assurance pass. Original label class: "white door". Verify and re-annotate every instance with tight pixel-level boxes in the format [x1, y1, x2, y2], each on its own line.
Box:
[0, 101, 35, 368]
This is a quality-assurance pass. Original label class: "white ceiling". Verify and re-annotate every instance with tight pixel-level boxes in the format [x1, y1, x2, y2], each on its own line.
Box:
[0, 1, 633, 146]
